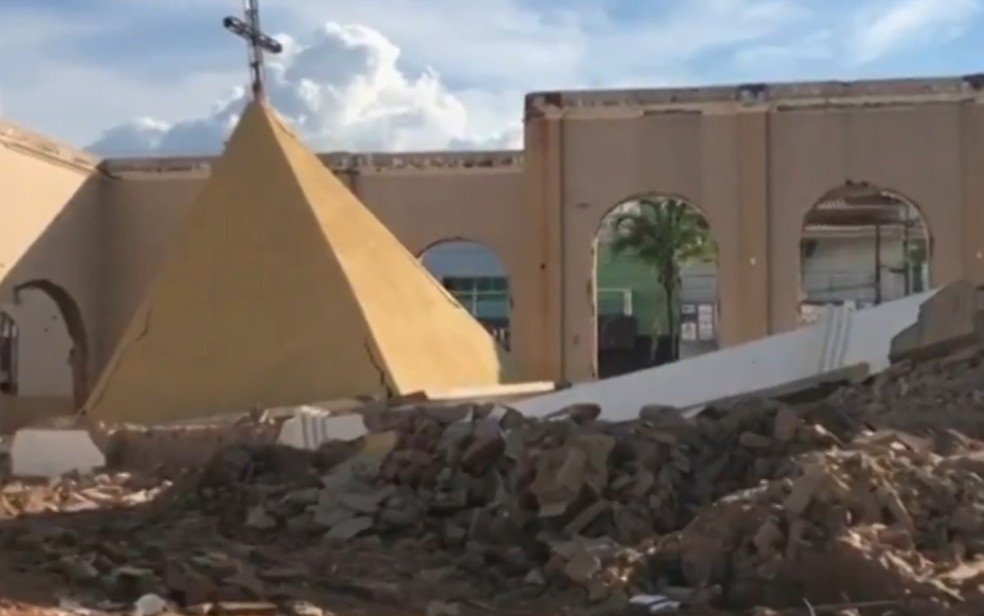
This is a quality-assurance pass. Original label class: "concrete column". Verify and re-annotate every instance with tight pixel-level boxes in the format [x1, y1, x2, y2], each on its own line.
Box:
[520, 105, 564, 382]
[734, 109, 771, 339]
[698, 111, 741, 349]
[962, 103, 984, 284]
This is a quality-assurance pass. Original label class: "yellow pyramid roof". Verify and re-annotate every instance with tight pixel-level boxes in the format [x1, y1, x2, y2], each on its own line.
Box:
[83, 100, 512, 424]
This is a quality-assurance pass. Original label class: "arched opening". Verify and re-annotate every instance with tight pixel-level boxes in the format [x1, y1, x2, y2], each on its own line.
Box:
[0, 311, 17, 395]
[419, 240, 511, 349]
[594, 195, 719, 378]
[6, 280, 88, 408]
[799, 183, 932, 325]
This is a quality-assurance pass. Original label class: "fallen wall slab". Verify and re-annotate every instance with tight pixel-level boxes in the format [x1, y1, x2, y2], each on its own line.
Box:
[889, 280, 983, 363]
[96, 421, 280, 474]
[10, 428, 104, 478]
[513, 287, 965, 421]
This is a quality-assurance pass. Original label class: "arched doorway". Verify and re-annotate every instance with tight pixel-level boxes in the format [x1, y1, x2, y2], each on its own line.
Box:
[2, 280, 88, 409]
[594, 195, 718, 377]
[799, 183, 931, 325]
[419, 240, 511, 349]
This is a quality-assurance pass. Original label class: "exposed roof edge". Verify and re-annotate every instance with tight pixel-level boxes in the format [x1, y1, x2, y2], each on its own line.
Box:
[99, 148, 525, 177]
[526, 73, 984, 116]
[0, 118, 101, 173]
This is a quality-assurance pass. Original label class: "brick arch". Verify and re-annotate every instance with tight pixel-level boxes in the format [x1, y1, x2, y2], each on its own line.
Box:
[803, 182, 934, 263]
[417, 238, 513, 350]
[591, 193, 720, 377]
[590, 192, 722, 252]
[417, 235, 488, 257]
[797, 181, 934, 317]
[13, 279, 88, 409]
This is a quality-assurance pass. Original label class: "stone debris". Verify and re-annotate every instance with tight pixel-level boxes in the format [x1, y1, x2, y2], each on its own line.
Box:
[8, 343, 984, 614]
[132, 594, 167, 616]
[628, 594, 681, 614]
[276, 409, 368, 450]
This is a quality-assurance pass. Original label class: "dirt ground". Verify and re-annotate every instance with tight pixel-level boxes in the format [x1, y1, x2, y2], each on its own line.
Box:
[6, 344, 984, 615]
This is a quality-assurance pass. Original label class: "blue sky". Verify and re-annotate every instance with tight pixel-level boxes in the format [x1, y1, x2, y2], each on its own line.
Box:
[0, 0, 981, 155]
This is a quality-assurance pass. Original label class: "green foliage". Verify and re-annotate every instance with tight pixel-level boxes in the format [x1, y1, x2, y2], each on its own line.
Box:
[606, 197, 716, 355]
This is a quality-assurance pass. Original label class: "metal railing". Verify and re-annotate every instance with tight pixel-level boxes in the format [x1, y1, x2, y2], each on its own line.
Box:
[449, 289, 509, 320]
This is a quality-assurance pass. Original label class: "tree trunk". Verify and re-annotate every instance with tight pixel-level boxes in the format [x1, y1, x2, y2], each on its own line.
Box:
[663, 277, 677, 361]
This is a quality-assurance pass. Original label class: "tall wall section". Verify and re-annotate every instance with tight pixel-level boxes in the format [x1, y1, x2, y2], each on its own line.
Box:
[0, 120, 105, 426]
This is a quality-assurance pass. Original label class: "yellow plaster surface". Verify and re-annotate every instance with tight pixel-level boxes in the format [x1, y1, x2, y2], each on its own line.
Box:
[83, 101, 511, 424]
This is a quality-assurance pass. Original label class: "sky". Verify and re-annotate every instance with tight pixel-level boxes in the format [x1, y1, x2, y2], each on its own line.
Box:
[0, 0, 981, 157]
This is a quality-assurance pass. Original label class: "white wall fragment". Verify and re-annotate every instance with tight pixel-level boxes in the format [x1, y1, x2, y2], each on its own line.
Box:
[10, 428, 104, 478]
[277, 406, 368, 450]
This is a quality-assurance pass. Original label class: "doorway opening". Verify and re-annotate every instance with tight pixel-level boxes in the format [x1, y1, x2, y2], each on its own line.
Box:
[420, 239, 511, 349]
[799, 183, 931, 324]
[594, 195, 718, 377]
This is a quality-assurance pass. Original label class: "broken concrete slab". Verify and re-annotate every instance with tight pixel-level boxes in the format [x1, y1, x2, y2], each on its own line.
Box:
[325, 516, 373, 541]
[513, 287, 944, 421]
[889, 280, 983, 363]
[245, 505, 278, 530]
[10, 428, 105, 478]
[276, 407, 367, 450]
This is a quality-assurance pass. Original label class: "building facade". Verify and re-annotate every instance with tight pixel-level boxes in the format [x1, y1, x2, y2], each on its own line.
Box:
[2, 74, 984, 423]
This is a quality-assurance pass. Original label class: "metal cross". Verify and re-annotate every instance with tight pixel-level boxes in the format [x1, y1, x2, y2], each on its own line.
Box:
[223, 0, 283, 100]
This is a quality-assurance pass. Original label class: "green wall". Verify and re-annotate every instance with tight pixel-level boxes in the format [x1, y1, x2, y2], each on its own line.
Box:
[596, 243, 664, 334]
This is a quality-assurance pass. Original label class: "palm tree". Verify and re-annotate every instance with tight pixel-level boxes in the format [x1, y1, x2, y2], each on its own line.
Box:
[607, 197, 716, 362]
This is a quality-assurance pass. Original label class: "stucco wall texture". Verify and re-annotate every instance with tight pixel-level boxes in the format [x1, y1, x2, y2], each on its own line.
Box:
[3, 75, 984, 417]
[84, 101, 511, 424]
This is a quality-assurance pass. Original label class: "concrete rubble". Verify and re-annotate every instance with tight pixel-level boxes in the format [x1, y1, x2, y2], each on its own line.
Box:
[2, 339, 984, 614]
[4, 286, 984, 614]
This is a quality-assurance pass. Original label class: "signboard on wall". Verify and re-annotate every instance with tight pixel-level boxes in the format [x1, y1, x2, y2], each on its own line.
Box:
[697, 304, 716, 341]
[680, 304, 697, 341]
[680, 303, 716, 341]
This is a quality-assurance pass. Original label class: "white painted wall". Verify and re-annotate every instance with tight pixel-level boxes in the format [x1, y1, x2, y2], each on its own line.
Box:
[680, 232, 927, 310]
[0, 289, 73, 397]
[801, 231, 928, 303]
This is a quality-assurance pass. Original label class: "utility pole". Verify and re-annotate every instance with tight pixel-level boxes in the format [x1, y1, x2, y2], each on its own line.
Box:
[223, 0, 283, 101]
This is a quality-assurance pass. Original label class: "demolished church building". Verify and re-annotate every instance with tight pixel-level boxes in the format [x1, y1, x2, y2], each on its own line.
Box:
[4, 74, 984, 427]
[82, 100, 513, 424]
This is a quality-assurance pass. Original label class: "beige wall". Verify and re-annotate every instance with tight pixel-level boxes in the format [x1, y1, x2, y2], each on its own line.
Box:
[0, 288, 73, 396]
[101, 173, 203, 359]
[0, 129, 104, 412]
[767, 102, 967, 333]
[0, 395, 75, 434]
[522, 80, 984, 381]
[2, 76, 984, 410]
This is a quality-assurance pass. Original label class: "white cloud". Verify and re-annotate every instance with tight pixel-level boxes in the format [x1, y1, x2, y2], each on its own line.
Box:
[3, 0, 983, 154]
[733, 30, 835, 71]
[849, 0, 982, 64]
[276, 0, 591, 89]
[88, 22, 521, 156]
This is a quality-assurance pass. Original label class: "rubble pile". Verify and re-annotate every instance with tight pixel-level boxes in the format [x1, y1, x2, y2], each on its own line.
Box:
[0, 472, 168, 518]
[827, 345, 984, 440]
[4, 344, 984, 614]
[94, 416, 282, 476]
